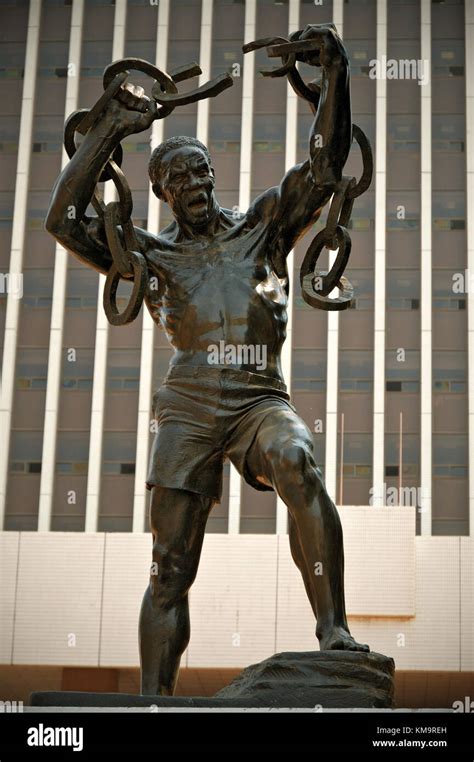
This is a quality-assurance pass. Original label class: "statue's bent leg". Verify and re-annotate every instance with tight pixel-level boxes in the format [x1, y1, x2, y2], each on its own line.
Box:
[244, 413, 369, 653]
[139, 485, 214, 695]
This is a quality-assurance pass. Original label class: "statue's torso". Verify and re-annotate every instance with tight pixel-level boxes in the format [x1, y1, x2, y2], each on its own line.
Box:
[144, 209, 288, 380]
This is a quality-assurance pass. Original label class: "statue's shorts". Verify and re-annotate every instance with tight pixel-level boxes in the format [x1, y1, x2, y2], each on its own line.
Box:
[145, 364, 314, 501]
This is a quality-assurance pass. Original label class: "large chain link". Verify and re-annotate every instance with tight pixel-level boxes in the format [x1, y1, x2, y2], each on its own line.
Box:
[300, 124, 373, 310]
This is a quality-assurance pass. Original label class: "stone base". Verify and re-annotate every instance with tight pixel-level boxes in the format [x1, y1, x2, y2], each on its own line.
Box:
[31, 651, 395, 709]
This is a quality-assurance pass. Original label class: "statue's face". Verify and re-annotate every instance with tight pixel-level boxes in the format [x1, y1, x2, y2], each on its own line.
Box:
[159, 146, 216, 228]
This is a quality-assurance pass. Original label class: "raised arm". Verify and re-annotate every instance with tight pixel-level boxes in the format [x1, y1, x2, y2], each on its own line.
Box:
[249, 24, 352, 271]
[45, 83, 158, 275]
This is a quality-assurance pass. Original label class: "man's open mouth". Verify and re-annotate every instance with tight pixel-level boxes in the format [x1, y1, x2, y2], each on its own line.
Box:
[188, 195, 208, 210]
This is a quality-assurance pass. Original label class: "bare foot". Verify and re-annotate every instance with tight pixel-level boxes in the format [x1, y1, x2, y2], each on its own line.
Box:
[318, 625, 370, 652]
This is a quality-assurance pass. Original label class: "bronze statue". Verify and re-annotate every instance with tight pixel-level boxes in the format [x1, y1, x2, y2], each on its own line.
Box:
[45, 23, 372, 696]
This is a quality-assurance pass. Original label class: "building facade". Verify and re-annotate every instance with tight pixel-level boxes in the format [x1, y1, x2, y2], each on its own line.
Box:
[0, 0, 473, 707]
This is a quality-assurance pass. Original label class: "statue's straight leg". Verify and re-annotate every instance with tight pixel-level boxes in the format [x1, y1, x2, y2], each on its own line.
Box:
[288, 513, 317, 619]
[283, 463, 349, 643]
[139, 485, 214, 695]
[244, 414, 368, 651]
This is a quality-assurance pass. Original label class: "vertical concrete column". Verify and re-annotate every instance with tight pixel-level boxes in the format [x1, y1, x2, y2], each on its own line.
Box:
[465, 0, 474, 535]
[0, 0, 42, 528]
[196, 0, 214, 142]
[38, 0, 85, 531]
[85, 0, 127, 532]
[371, 0, 387, 507]
[132, 0, 170, 534]
[228, 0, 256, 535]
[324, 0, 344, 504]
[275, 0, 300, 535]
[419, 0, 432, 534]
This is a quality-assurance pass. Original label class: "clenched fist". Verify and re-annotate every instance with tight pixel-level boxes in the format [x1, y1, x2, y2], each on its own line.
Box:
[290, 23, 348, 69]
[104, 82, 157, 139]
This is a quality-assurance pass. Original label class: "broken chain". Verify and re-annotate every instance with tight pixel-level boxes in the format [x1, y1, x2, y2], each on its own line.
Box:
[63, 57, 233, 326]
[244, 35, 373, 311]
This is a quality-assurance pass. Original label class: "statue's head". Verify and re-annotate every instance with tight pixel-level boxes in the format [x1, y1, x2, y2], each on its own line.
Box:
[149, 136, 216, 228]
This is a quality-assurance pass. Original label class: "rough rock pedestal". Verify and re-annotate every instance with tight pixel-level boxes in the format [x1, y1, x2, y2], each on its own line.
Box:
[31, 651, 395, 709]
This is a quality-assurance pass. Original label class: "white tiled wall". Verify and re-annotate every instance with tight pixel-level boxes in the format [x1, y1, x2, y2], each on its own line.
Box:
[461, 537, 473, 672]
[0, 533, 19, 663]
[99, 534, 150, 667]
[11, 533, 105, 665]
[188, 534, 279, 667]
[0, 510, 472, 672]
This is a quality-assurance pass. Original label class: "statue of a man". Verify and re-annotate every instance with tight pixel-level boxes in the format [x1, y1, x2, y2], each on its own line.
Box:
[46, 24, 369, 696]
